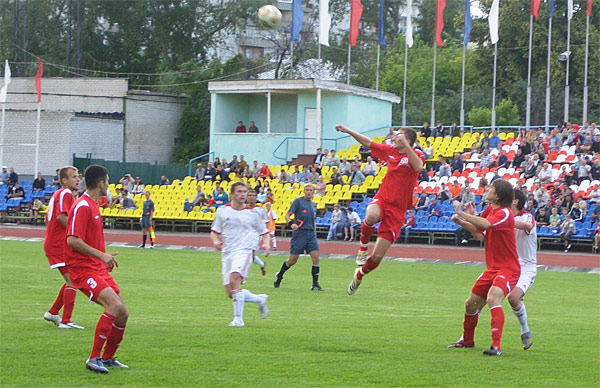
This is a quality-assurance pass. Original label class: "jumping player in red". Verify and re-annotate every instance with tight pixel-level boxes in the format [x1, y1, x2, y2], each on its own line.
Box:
[335, 124, 424, 295]
[43, 166, 84, 329]
[448, 179, 520, 356]
[66, 165, 129, 373]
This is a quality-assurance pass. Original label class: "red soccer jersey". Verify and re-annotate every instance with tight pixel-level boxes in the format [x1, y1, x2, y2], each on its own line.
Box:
[370, 141, 425, 211]
[43, 187, 74, 257]
[480, 205, 520, 273]
[65, 193, 107, 273]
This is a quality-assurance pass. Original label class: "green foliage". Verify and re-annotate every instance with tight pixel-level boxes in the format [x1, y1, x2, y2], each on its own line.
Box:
[1, 240, 599, 387]
[496, 98, 521, 126]
[468, 106, 492, 127]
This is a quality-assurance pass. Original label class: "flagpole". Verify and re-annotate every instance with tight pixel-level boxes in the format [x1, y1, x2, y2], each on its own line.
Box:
[460, 43, 466, 130]
[545, 15, 552, 132]
[526, 14, 533, 128]
[347, 44, 351, 85]
[290, 41, 294, 79]
[583, 11, 590, 123]
[35, 103, 41, 175]
[564, 12, 571, 122]
[431, 44, 437, 126]
[376, 45, 381, 91]
[0, 104, 5, 166]
[402, 42, 408, 126]
[491, 43, 497, 128]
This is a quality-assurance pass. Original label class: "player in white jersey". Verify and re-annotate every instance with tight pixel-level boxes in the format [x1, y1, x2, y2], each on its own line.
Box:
[211, 182, 271, 327]
[508, 189, 537, 350]
[247, 190, 268, 276]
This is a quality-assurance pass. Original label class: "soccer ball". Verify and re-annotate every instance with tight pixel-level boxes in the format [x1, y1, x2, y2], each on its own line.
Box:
[257, 5, 282, 28]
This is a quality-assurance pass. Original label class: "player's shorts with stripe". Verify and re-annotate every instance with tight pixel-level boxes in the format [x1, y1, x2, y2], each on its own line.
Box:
[515, 265, 537, 294]
[369, 195, 406, 243]
[46, 254, 69, 275]
[222, 249, 253, 285]
[471, 269, 520, 299]
[70, 269, 120, 302]
[140, 216, 151, 229]
[290, 229, 319, 255]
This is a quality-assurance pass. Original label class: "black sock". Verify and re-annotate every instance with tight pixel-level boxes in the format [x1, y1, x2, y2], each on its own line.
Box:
[142, 234, 147, 246]
[278, 262, 290, 278]
[311, 265, 320, 285]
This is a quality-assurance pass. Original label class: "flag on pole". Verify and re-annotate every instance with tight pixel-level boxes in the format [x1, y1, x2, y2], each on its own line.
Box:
[567, 0, 573, 19]
[291, 0, 303, 41]
[35, 59, 43, 103]
[0, 60, 11, 103]
[489, 0, 500, 44]
[531, 0, 541, 19]
[435, 0, 446, 47]
[549, 0, 555, 18]
[406, 0, 414, 48]
[378, 0, 387, 46]
[463, 0, 472, 45]
[349, 0, 363, 46]
[588, 0, 593, 16]
[149, 226, 156, 243]
[319, 0, 331, 46]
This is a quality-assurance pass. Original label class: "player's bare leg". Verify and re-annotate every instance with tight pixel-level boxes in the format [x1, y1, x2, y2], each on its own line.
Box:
[348, 237, 391, 295]
[508, 287, 532, 349]
[449, 293, 486, 348]
[356, 203, 381, 265]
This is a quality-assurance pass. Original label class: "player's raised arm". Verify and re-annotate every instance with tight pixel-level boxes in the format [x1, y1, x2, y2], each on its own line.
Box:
[335, 124, 372, 149]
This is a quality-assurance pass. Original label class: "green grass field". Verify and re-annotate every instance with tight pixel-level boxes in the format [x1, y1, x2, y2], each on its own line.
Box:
[1, 240, 598, 388]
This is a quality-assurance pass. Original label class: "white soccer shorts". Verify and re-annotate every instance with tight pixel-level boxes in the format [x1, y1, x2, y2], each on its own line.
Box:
[515, 265, 537, 294]
[221, 250, 253, 285]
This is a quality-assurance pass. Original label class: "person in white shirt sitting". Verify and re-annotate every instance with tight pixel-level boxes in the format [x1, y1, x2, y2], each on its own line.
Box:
[362, 156, 378, 177]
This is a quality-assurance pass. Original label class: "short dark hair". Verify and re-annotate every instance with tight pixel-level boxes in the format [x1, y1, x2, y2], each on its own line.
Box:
[230, 181, 248, 194]
[401, 127, 418, 146]
[513, 188, 527, 211]
[84, 165, 108, 189]
[492, 179, 514, 208]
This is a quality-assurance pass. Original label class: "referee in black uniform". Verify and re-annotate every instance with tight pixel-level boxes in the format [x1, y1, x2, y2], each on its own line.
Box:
[274, 184, 323, 291]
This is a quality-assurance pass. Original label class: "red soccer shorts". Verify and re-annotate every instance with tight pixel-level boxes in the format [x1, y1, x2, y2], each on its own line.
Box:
[46, 254, 68, 274]
[70, 270, 120, 302]
[471, 269, 520, 299]
[369, 194, 407, 243]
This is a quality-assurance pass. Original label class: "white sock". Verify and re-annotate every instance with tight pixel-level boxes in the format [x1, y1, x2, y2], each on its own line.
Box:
[271, 235, 277, 248]
[253, 255, 265, 268]
[242, 289, 260, 304]
[512, 302, 530, 334]
[232, 289, 245, 319]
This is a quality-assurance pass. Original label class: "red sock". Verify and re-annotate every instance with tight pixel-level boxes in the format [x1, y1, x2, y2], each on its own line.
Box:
[359, 221, 376, 249]
[102, 322, 126, 360]
[462, 312, 479, 346]
[60, 286, 77, 324]
[357, 257, 380, 280]
[49, 283, 66, 315]
[490, 305, 505, 349]
[90, 312, 115, 359]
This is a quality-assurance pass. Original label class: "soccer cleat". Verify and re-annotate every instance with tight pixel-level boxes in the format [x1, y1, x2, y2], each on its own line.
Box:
[138, 245, 145, 249]
[149, 245, 154, 249]
[521, 331, 533, 350]
[86, 357, 109, 374]
[274, 272, 282, 288]
[58, 321, 84, 329]
[102, 358, 129, 369]
[261, 263, 267, 276]
[44, 311, 62, 326]
[347, 268, 362, 295]
[258, 294, 269, 318]
[228, 319, 245, 327]
[483, 346, 502, 356]
[356, 250, 368, 266]
[311, 284, 324, 291]
[448, 340, 474, 348]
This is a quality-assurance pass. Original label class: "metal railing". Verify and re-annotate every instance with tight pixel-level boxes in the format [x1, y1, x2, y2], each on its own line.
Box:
[188, 152, 215, 177]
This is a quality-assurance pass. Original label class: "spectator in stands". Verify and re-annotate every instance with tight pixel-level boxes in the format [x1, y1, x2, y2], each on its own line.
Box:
[426, 196, 441, 217]
[560, 214, 576, 252]
[536, 207, 550, 226]
[249, 160, 260, 178]
[327, 150, 340, 168]
[32, 172, 45, 191]
[479, 178, 489, 204]
[159, 175, 170, 185]
[344, 207, 361, 241]
[537, 163, 553, 183]
[496, 150, 509, 169]
[227, 155, 239, 174]
[326, 204, 343, 241]
[206, 194, 216, 209]
[359, 144, 370, 161]
[549, 207, 561, 227]
[362, 156, 377, 176]
[520, 136, 532, 156]
[313, 148, 324, 165]
[569, 202, 584, 222]
[531, 139, 546, 159]
[524, 197, 537, 213]
[349, 164, 365, 186]
[479, 148, 494, 169]
[591, 205, 600, 223]
[120, 174, 135, 193]
[533, 183, 550, 204]
[438, 157, 451, 178]
[450, 181, 463, 201]
[236, 155, 248, 177]
[183, 198, 193, 212]
[415, 192, 430, 211]
[264, 188, 274, 204]
[488, 130, 501, 149]
[120, 190, 137, 210]
[590, 159, 600, 181]
[212, 181, 222, 198]
[577, 197, 588, 217]
[320, 149, 330, 167]
[460, 181, 475, 205]
[277, 169, 291, 184]
[192, 185, 206, 207]
[335, 157, 349, 176]
[577, 156, 592, 183]
[512, 148, 525, 169]
[212, 186, 229, 208]
[455, 225, 471, 245]
[451, 122, 460, 138]
[0, 166, 10, 185]
[562, 194, 575, 213]
[109, 187, 122, 208]
[5, 181, 24, 200]
[438, 185, 451, 202]
[203, 162, 216, 181]
[215, 164, 230, 182]
[51, 169, 60, 187]
[434, 121, 445, 137]
[470, 135, 482, 152]
[315, 176, 327, 196]
[385, 127, 396, 143]
[450, 153, 464, 173]
[589, 133, 600, 153]
[419, 168, 429, 182]
[248, 121, 259, 133]
[547, 129, 562, 151]
[194, 163, 205, 180]
[214, 157, 221, 167]
[256, 187, 267, 203]
[30, 197, 45, 223]
[414, 139, 424, 153]
[7, 167, 18, 187]
[421, 122, 431, 138]
[523, 159, 537, 180]
[290, 166, 302, 184]
[258, 163, 274, 179]
[235, 121, 246, 133]
[589, 183, 600, 203]
[423, 141, 434, 160]
[308, 166, 320, 184]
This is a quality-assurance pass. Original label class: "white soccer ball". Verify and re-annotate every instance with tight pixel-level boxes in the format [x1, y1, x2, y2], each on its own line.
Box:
[257, 5, 282, 29]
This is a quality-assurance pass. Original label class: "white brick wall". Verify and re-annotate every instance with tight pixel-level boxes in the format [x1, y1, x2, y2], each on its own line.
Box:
[69, 117, 124, 161]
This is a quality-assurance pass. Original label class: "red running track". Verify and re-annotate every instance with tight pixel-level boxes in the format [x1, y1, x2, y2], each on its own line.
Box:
[1, 225, 598, 269]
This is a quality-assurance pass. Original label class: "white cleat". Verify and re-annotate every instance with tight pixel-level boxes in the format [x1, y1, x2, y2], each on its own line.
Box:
[44, 311, 62, 326]
[228, 319, 245, 327]
[347, 268, 362, 296]
[356, 250, 368, 266]
[58, 321, 85, 329]
[258, 294, 269, 319]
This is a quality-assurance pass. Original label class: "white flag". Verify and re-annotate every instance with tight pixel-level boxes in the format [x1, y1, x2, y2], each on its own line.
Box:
[406, 0, 414, 48]
[319, 0, 331, 46]
[488, 0, 500, 44]
[567, 0, 573, 19]
[0, 60, 11, 103]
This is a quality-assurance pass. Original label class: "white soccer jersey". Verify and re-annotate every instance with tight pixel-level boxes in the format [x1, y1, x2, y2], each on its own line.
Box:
[211, 205, 267, 253]
[249, 205, 269, 249]
[515, 211, 537, 267]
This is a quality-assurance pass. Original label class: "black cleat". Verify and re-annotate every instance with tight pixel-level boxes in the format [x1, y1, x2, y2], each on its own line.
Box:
[483, 346, 502, 356]
[448, 340, 474, 348]
[86, 357, 109, 374]
[274, 272, 282, 288]
[311, 284, 324, 291]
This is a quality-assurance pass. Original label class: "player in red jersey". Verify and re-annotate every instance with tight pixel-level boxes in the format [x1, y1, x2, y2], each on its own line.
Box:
[43, 166, 85, 329]
[335, 125, 425, 295]
[66, 165, 129, 373]
[448, 179, 520, 356]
